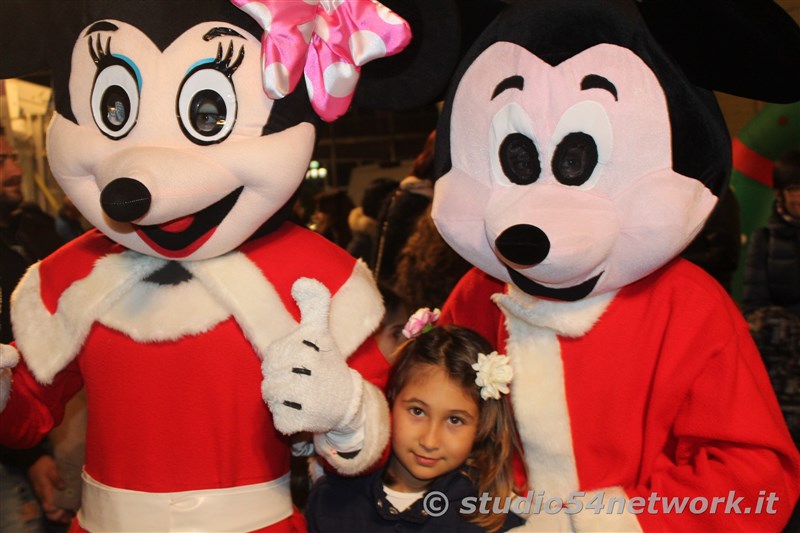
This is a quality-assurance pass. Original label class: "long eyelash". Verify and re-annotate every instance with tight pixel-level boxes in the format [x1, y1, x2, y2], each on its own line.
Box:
[89, 34, 112, 66]
[214, 41, 245, 76]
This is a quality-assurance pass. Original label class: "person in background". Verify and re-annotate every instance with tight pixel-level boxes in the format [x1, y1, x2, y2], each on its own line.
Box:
[373, 131, 436, 284]
[306, 315, 523, 532]
[393, 205, 473, 311]
[373, 284, 410, 364]
[54, 196, 88, 243]
[347, 178, 398, 269]
[680, 185, 741, 294]
[0, 126, 71, 533]
[742, 149, 800, 462]
[743, 149, 800, 316]
[310, 188, 355, 250]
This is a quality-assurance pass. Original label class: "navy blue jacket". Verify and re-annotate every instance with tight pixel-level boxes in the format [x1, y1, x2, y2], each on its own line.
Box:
[305, 466, 524, 532]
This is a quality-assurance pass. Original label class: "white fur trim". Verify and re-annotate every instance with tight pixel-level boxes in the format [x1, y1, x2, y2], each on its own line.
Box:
[186, 256, 382, 360]
[11, 250, 382, 384]
[503, 312, 579, 499]
[570, 486, 643, 532]
[184, 252, 296, 359]
[100, 276, 230, 341]
[493, 286, 616, 338]
[0, 370, 11, 413]
[314, 381, 389, 476]
[11, 254, 166, 384]
[492, 288, 615, 506]
[0, 344, 19, 412]
[328, 260, 384, 358]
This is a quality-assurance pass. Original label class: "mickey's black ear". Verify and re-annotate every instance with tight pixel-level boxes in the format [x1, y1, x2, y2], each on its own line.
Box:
[638, 0, 800, 103]
[354, 0, 505, 111]
[0, 0, 53, 79]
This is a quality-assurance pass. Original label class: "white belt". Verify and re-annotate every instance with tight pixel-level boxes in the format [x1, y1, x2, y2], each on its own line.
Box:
[78, 470, 293, 532]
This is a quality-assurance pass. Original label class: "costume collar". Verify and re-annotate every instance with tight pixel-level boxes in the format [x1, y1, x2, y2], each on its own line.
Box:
[12, 250, 297, 384]
[493, 285, 617, 338]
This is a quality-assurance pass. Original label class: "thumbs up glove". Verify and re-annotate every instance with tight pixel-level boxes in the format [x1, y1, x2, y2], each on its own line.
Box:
[262, 278, 363, 435]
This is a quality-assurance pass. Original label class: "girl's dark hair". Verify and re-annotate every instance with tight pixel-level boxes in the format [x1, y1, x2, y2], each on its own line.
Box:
[393, 205, 473, 310]
[387, 325, 521, 533]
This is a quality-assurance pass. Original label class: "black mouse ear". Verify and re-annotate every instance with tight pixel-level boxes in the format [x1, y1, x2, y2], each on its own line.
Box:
[638, 0, 800, 103]
[354, 0, 505, 111]
[0, 0, 54, 79]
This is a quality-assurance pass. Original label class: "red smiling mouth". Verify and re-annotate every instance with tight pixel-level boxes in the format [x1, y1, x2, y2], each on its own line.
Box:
[134, 187, 243, 258]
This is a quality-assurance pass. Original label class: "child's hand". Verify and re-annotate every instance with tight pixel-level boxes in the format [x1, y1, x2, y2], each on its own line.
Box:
[262, 278, 363, 435]
[0, 343, 19, 411]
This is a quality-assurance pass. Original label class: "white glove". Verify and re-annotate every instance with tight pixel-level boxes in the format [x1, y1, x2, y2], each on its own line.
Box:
[262, 278, 363, 435]
[0, 343, 20, 412]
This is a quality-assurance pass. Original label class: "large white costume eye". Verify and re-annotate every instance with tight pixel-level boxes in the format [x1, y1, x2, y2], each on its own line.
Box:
[550, 101, 613, 188]
[91, 60, 140, 139]
[177, 66, 238, 145]
[489, 103, 541, 187]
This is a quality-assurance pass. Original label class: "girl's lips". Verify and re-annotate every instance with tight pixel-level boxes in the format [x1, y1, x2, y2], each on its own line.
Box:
[413, 453, 440, 467]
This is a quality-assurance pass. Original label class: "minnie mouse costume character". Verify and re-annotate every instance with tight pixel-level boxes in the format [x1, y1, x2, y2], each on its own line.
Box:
[0, 1, 461, 531]
[433, 0, 800, 531]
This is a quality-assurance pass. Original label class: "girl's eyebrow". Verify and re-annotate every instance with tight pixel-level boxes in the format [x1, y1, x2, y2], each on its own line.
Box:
[401, 397, 429, 407]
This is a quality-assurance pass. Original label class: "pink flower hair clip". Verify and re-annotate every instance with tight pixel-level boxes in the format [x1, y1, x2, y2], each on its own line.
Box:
[402, 307, 440, 339]
[231, 0, 412, 121]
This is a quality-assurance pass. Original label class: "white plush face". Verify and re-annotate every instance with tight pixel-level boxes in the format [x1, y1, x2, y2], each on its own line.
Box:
[47, 20, 315, 260]
[433, 42, 717, 301]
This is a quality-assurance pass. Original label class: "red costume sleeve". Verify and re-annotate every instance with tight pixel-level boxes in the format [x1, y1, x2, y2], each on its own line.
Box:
[0, 357, 83, 449]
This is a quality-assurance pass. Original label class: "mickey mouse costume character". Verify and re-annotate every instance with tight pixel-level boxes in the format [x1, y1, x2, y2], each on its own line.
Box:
[433, 0, 800, 531]
[0, 1, 461, 531]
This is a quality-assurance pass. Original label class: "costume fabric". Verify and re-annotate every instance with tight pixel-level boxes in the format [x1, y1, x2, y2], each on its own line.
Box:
[442, 262, 800, 532]
[0, 224, 390, 533]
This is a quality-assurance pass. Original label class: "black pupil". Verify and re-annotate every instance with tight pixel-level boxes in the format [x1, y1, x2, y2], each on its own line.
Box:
[102, 86, 130, 130]
[191, 90, 226, 136]
[552, 132, 598, 186]
[499, 132, 541, 185]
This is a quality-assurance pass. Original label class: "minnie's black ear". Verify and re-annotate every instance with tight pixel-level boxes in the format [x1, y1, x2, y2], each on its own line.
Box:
[637, 0, 800, 103]
[0, 0, 53, 79]
[354, 0, 505, 111]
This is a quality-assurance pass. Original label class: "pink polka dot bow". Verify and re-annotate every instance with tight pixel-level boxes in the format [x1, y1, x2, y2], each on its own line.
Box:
[231, 0, 412, 122]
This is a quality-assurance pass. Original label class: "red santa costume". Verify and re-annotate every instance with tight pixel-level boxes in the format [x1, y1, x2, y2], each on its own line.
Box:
[0, 1, 465, 530]
[442, 263, 800, 532]
[429, 1, 800, 530]
[0, 224, 390, 532]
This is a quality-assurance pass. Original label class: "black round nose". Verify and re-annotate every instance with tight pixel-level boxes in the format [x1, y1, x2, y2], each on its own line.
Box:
[495, 224, 550, 266]
[101, 178, 151, 222]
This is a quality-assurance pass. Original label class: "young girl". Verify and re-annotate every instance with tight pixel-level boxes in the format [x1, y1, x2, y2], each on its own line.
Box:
[305, 311, 523, 532]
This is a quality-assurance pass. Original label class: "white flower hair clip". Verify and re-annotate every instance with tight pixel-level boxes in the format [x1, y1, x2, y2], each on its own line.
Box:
[402, 307, 440, 339]
[472, 352, 513, 401]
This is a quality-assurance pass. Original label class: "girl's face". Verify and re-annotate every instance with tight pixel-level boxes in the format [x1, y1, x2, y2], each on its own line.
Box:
[387, 365, 479, 492]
